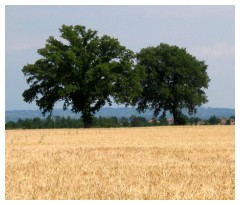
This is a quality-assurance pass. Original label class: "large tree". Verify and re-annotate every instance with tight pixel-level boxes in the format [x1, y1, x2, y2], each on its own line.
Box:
[22, 25, 143, 128]
[134, 43, 210, 125]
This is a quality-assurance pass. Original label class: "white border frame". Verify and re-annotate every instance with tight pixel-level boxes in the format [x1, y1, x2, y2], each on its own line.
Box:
[1, 1, 239, 204]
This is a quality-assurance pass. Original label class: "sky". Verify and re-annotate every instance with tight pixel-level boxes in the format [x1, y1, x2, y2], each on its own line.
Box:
[5, 5, 235, 110]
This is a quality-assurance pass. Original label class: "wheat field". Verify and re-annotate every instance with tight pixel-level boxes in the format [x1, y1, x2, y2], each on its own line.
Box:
[5, 126, 234, 200]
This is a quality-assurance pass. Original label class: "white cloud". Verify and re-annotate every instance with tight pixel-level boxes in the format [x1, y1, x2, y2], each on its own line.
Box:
[189, 42, 235, 60]
[122, 5, 234, 19]
[6, 33, 56, 54]
[6, 42, 41, 53]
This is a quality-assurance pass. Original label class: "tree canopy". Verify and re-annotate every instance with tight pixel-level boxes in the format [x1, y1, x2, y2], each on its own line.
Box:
[22, 25, 210, 127]
[134, 43, 210, 125]
[22, 25, 143, 128]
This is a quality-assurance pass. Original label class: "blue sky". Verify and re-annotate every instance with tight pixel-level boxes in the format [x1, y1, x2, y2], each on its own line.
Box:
[5, 5, 235, 110]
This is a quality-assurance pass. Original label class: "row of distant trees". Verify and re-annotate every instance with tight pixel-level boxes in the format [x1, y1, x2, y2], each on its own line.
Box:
[5, 115, 235, 129]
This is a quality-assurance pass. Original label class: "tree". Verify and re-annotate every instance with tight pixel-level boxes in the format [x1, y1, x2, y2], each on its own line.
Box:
[158, 117, 169, 126]
[5, 121, 17, 129]
[22, 25, 143, 128]
[208, 115, 220, 125]
[188, 117, 201, 125]
[119, 117, 130, 127]
[134, 43, 210, 125]
[129, 115, 149, 127]
[32, 117, 43, 129]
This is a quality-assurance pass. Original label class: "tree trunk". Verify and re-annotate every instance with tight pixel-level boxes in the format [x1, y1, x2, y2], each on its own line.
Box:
[172, 106, 180, 125]
[83, 119, 91, 128]
[82, 110, 92, 128]
[172, 106, 187, 125]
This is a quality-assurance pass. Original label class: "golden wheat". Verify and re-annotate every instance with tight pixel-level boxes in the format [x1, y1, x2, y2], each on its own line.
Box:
[5, 126, 234, 200]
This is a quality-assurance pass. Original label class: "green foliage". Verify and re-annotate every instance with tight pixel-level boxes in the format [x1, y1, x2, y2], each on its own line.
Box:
[5, 114, 234, 129]
[5, 115, 153, 129]
[5, 116, 82, 129]
[22, 25, 210, 128]
[226, 119, 230, 125]
[119, 117, 130, 127]
[5, 116, 129, 129]
[158, 117, 169, 126]
[22, 25, 143, 128]
[226, 116, 235, 125]
[134, 43, 210, 125]
[129, 115, 149, 127]
[208, 115, 221, 125]
[188, 117, 201, 125]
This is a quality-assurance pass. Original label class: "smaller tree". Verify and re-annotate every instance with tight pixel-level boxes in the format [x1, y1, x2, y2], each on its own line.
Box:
[208, 115, 220, 125]
[129, 115, 148, 127]
[158, 117, 169, 126]
[119, 117, 130, 127]
[226, 119, 231, 125]
[5, 121, 17, 129]
[188, 117, 201, 125]
[134, 43, 210, 125]
[32, 117, 43, 129]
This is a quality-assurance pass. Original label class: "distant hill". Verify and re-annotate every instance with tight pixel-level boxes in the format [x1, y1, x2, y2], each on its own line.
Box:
[5, 107, 235, 122]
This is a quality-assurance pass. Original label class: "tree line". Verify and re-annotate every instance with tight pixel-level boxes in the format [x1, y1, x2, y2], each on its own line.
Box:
[5, 115, 235, 130]
[22, 24, 210, 128]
